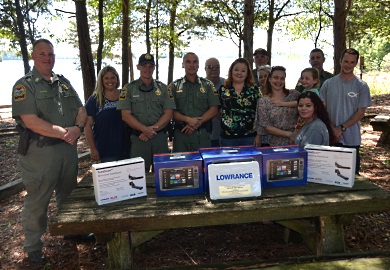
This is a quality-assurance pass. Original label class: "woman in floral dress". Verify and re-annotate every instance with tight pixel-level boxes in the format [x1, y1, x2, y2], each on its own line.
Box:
[254, 66, 300, 146]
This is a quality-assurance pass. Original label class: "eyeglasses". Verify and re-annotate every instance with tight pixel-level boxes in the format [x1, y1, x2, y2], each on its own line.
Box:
[206, 65, 220, 70]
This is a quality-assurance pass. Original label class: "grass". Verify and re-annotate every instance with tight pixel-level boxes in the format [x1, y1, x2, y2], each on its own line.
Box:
[362, 71, 390, 95]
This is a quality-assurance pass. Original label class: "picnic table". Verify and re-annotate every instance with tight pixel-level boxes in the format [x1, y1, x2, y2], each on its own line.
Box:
[370, 114, 390, 145]
[49, 173, 390, 269]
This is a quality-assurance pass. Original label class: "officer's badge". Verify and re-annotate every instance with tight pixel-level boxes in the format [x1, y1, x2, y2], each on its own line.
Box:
[200, 87, 206, 93]
[155, 89, 162, 96]
[145, 54, 152, 59]
[119, 88, 127, 100]
[14, 84, 26, 101]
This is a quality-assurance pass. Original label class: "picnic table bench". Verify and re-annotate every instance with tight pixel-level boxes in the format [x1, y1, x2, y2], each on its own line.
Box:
[49, 174, 390, 269]
[370, 114, 390, 145]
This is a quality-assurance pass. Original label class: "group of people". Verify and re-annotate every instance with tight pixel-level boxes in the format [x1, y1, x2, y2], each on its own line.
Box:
[11, 39, 371, 264]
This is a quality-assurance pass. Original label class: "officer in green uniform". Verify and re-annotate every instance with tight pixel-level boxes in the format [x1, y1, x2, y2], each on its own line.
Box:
[118, 53, 175, 172]
[170, 52, 220, 152]
[11, 39, 87, 264]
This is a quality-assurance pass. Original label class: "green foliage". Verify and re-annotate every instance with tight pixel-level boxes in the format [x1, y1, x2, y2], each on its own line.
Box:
[354, 34, 390, 71]
[201, 0, 267, 54]
[0, 0, 53, 50]
[380, 53, 390, 72]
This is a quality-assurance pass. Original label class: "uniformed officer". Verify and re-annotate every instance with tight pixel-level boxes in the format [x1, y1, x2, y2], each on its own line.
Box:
[170, 52, 220, 152]
[11, 39, 87, 264]
[118, 53, 175, 172]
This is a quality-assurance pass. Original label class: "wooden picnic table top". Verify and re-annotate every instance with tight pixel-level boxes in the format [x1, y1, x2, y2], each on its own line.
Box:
[49, 174, 390, 236]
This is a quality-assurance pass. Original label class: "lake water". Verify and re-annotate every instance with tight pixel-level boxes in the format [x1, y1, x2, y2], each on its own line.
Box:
[1, 56, 310, 106]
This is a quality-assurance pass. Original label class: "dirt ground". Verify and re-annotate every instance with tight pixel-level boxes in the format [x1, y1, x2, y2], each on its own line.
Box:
[0, 94, 389, 269]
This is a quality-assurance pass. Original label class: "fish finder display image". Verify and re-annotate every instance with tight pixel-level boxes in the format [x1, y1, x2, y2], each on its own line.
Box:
[267, 158, 304, 181]
[160, 167, 199, 190]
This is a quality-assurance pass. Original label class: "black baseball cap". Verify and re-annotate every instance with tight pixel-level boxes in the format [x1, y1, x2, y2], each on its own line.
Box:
[138, 53, 155, 65]
[253, 48, 268, 56]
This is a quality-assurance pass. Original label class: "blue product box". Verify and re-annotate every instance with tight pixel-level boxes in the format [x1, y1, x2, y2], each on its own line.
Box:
[258, 145, 308, 188]
[199, 146, 262, 200]
[153, 152, 203, 197]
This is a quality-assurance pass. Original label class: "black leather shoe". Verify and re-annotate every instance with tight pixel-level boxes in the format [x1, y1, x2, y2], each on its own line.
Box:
[63, 233, 95, 243]
[28, 250, 46, 264]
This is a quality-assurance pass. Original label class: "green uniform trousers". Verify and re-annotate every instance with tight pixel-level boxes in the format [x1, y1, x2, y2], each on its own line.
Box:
[19, 141, 78, 252]
[130, 132, 170, 171]
[172, 128, 211, 152]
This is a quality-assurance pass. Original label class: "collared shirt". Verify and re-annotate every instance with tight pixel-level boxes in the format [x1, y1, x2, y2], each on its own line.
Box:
[117, 78, 176, 126]
[12, 67, 82, 127]
[169, 76, 220, 117]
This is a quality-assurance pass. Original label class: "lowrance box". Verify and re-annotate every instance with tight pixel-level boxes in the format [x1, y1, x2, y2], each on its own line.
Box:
[304, 144, 356, 188]
[258, 145, 307, 188]
[92, 157, 146, 205]
[153, 152, 203, 197]
[200, 146, 262, 200]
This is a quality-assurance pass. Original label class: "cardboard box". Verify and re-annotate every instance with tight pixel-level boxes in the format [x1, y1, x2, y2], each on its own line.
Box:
[153, 152, 203, 197]
[92, 157, 146, 205]
[200, 146, 262, 200]
[304, 144, 356, 188]
[258, 145, 307, 188]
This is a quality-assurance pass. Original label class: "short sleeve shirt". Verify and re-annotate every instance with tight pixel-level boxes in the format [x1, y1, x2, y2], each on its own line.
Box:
[294, 118, 329, 147]
[320, 74, 372, 145]
[117, 78, 176, 126]
[219, 84, 260, 138]
[254, 90, 300, 146]
[12, 67, 83, 127]
[169, 76, 220, 118]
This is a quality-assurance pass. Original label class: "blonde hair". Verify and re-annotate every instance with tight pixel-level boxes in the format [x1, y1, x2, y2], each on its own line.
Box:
[93, 66, 120, 108]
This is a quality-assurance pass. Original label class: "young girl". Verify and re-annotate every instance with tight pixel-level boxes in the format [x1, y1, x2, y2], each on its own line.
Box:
[273, 68, 320, 135]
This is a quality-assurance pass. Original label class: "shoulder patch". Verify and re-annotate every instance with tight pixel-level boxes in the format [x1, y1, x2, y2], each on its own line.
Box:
[14, 84, 27, 101]
[119, 87, 128, 100]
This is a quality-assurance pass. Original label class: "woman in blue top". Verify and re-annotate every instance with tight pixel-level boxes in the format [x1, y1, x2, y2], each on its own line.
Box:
[218, 58, 261, 147]
[85, 66, 130, 162]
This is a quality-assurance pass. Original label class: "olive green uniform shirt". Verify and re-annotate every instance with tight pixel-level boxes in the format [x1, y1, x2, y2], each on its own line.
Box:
[169, 76, 220, 152]
[11, 67, 82, 252]
[117, 78, 176, 170]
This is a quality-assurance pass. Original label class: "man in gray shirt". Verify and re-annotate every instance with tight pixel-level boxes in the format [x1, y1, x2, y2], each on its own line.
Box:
[320, 48, 372, 174]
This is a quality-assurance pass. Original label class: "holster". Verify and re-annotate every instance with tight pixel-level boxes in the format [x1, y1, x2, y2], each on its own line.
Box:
[16, 125, 31, 156]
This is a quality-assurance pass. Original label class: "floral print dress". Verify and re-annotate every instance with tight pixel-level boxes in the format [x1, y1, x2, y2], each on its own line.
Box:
[254, 90, 300, 146]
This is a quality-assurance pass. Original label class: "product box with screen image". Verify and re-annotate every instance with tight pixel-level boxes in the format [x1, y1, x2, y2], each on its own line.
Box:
[92, 157, 146, 205]
[258, 145, 307, 188]
[153, 152, 203, 197]
[200, 146, 262, 200]
[304, 144, 356, 188]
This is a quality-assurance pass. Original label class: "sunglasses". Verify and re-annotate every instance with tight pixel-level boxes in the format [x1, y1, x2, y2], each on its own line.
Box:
[206, 65, 220, 70]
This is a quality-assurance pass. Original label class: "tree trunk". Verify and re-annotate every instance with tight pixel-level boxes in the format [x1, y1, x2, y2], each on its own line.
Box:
[122, 0, 130, 85]
[96, 0, 104, 75]
[267, 0, 275, 66]
[243, 0, 254, 66]
[167, 1, 178, 84]
[14, 0, 30, 74]
[74, 0, 96, 102]
[146, 0, 152, 53]
[333, 0, 352, 74]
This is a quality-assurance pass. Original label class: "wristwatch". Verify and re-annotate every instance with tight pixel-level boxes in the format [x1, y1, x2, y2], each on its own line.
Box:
[76, 125, 84, 133]
[340, 125, 346, 132]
